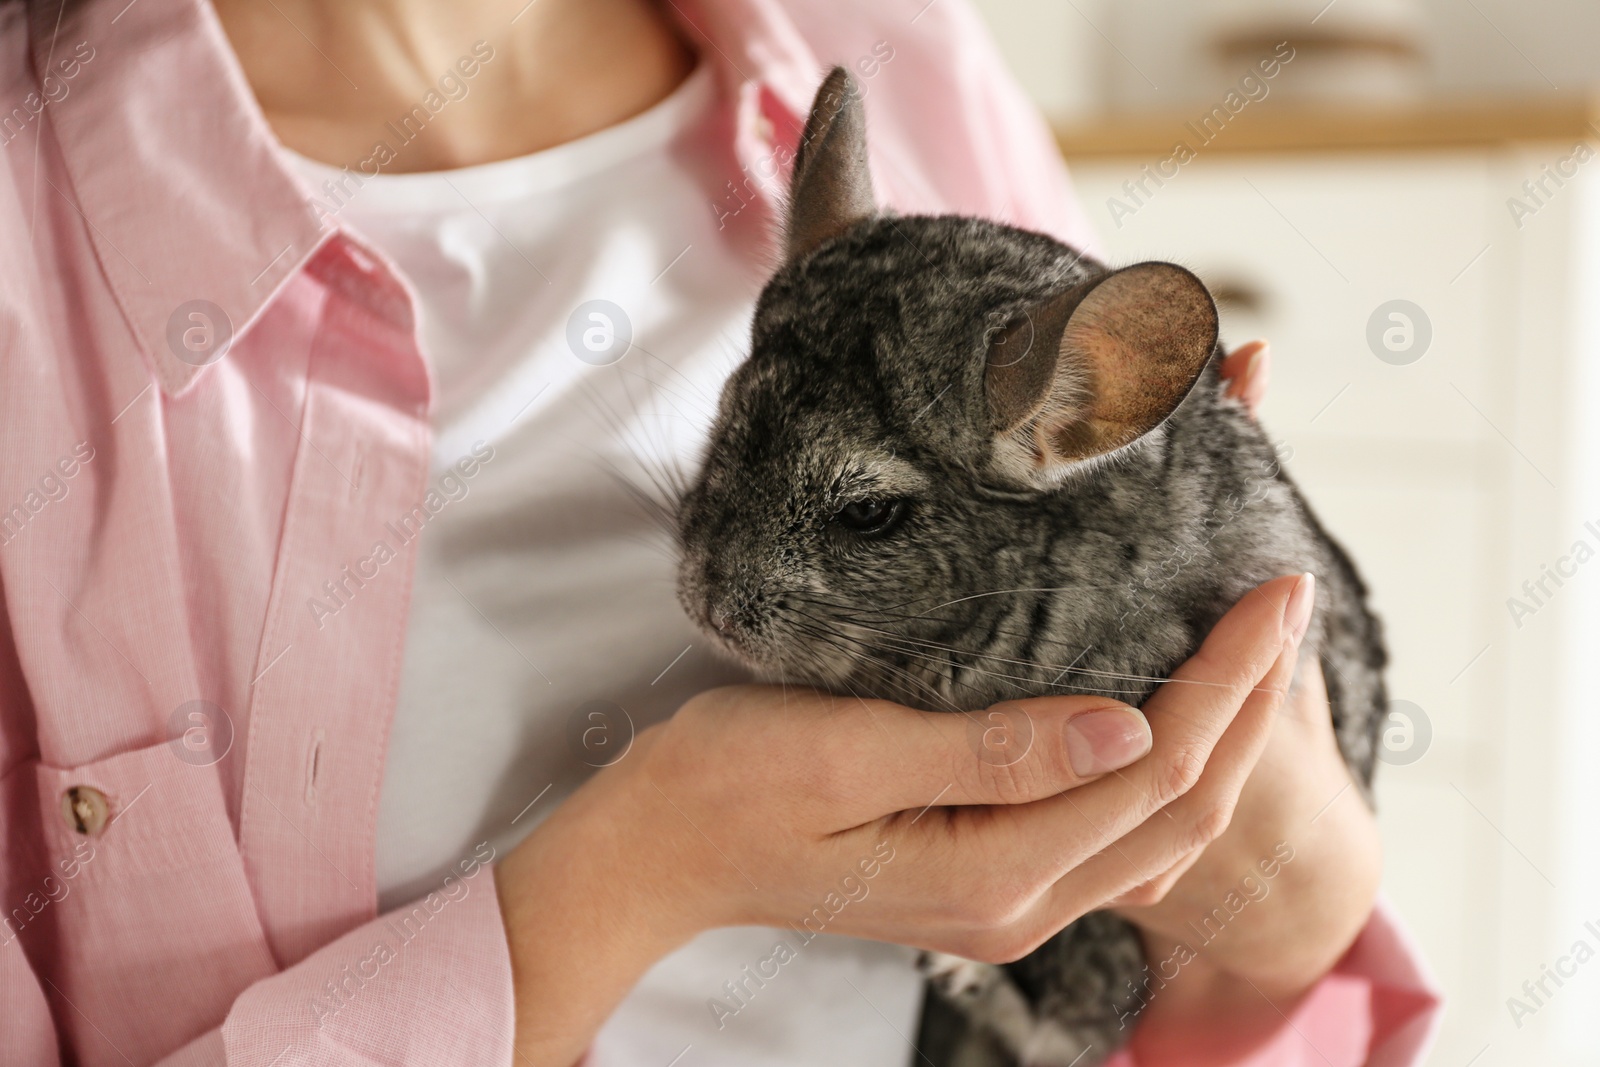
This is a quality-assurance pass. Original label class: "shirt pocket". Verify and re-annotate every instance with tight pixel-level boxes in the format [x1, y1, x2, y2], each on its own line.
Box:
[30, 740, 278, 1066]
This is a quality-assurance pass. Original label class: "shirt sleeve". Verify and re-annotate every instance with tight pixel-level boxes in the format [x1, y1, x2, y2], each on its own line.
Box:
[0, 835, 514, 1067]
[1097, 897, 1441, 1067]
[1, 728, 511, 1067]
[1326, 897, 1442, 1067]
[209, 878, 516, 1066]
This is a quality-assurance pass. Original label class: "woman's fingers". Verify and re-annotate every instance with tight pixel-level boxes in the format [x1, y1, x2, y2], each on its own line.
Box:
[828, 693, 1154, 816]
[1221, 339, 1270, 415]
[1043, 635, 1301, 917]
[1101, 846, 1207, 910]
[938, 573, 1314, 888]
[919, 614, 1304, 963]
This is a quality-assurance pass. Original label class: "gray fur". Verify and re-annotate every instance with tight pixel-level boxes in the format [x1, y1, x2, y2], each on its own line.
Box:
[674, 70, 1386, 1067]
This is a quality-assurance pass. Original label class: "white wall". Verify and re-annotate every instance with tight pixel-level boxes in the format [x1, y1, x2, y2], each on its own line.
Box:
[973, 0, 1600, 117]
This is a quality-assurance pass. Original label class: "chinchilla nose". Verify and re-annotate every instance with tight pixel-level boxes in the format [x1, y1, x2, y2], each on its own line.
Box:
[704, 588, 744, 634]
[705, 590, 764, 640]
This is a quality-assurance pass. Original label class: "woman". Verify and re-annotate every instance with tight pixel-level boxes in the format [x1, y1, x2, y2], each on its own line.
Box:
[0, 0, 1435, 1063]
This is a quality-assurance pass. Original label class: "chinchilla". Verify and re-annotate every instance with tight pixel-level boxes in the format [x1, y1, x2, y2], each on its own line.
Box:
[674, 68, 1386, 1067]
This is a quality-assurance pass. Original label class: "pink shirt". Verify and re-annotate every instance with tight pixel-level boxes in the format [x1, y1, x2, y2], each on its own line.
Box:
[0, 0, 1438, 1063]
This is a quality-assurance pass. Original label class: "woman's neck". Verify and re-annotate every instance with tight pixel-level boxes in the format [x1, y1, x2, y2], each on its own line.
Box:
[212, 0, 696, 171]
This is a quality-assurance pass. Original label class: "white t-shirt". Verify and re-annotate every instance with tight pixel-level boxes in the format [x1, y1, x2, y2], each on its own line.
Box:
[284, 65, 922, 1067]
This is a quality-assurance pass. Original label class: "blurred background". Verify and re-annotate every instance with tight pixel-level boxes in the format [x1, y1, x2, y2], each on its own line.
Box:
[969, 1, 1600, 1065]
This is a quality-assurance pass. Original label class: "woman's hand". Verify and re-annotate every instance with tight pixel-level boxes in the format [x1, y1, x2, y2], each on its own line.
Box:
[494, 573, 1314, 1065]
[1221, 339, 1270, 415]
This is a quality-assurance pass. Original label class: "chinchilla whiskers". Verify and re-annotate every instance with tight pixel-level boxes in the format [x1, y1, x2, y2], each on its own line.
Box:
[832, 617, 1151, 692]
[792, 590, 1059, 640]
[835, 673, 993, 737]
[856, 630, 1154, 700]
[625, 344, 722, 410]
[787, 617, 967, 711]
[787, 614, 984, 710]
[809, 618, 1296, 745]
[790, 611, 1141, 706]
[568, 407, 683, 535]
[858, 622, 1288, 698]
[757, 622, 852, 692]
[579, 373, 698, 522]
[886, 584, 1137, 619]
[604, 461, 679, 536]
[792, 592, 1108, 683]
[793, 593, 1289, 699]
[614, 363, 723, 447]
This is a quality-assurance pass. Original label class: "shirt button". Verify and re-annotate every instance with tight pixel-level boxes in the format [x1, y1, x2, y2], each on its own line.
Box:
[61, 786, 109, 836]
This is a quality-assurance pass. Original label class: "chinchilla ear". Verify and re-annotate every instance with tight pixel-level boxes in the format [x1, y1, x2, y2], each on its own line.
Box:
[983, 262, 1218, 486]
[785, 67, 875, 260]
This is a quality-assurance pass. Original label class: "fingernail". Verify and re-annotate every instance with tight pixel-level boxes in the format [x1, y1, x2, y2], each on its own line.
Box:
[1284, 572, 1316, 646]
[1065, 707, 1152, 776]
[1245, 343, 1267, 381]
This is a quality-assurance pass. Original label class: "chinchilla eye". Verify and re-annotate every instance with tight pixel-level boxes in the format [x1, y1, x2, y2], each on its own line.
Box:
[833, 498, 909, 537]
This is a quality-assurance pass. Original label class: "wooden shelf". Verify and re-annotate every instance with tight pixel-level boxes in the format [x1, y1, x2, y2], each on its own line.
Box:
[1054, 94, 1600, 159]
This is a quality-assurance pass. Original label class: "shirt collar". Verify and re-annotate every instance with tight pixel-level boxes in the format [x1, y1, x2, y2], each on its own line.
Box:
[40, 0, 838, 399]
[35, 0, 328, 397]
[666, 0, 916, 225]
[665, 0, 820, 119]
